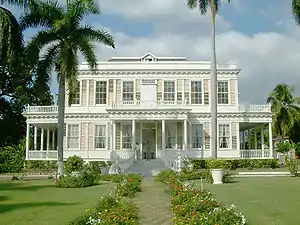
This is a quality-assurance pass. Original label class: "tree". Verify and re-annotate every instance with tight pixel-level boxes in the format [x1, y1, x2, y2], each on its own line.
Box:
[187, 0, 231, 158]
[292, 0, 300, 25]
[267, 84, 300, 139]
[20, 0, 115, 175]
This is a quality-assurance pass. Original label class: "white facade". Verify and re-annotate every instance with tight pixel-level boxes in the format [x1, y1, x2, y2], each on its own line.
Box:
[24, 53, 273, 161]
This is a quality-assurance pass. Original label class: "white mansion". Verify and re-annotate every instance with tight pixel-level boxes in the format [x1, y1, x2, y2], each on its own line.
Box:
[24, 53, 273, 167]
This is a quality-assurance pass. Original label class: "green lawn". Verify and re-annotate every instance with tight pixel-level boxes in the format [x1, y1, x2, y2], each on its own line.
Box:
[196, 177, 300, 225]
[0, 180, 113, 225]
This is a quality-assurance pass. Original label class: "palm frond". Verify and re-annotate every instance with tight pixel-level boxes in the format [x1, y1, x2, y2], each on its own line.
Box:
[20, 0, 64, 30]
[292, 0, 300, 25]
[76, 37, 97, 69]
[76, 26, 115, 48]
[187, 0, 209, 15]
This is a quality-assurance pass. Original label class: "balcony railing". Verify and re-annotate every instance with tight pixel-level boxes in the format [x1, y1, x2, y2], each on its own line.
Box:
[238, 104, 271, 113]
[25, 103, 272, 113]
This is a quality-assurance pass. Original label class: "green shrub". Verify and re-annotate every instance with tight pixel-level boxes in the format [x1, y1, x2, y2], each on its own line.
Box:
[191, 159, 280, 170]
[285, 156, 300, 177]
[115, 174, 142, 198]
[56, 170, 97, 188]
[64, 156, 84, 174]
[69, 196, 139, 225]
[154, 170, 177, 184]
[99, 174, 142, 183]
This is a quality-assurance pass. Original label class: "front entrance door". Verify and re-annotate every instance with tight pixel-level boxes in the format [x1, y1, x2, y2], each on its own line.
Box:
[142, 123, 156, 159]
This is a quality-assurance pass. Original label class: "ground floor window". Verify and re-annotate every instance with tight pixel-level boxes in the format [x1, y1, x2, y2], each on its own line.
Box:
[95, 125, 106, 149]
[67, 124, 80, 149]
[192, 124, 203, 148]
[122, 124, 132, 149]
[219, 124, 230, 148]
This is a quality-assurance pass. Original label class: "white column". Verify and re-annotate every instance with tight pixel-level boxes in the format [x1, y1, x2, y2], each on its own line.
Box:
[113, 79, 117, 103]
[162, 120, 165, 150]
[183, 120, 187, 150]
[25, 123, 30, 159]
[132, 120, 136, 149]
[112, 120, 116, 150]
[110, 121, 113, 151]
[242, 131, 246, 150]
[182, 79, 185, 104]
[40, 129, 44, 151]
[261, 127, 264, 150]
[189, 122, 192, 149]
[52, 131, 55, 150]
[269, 123, 273, 158]
[254, 128, 257, 149]
[34, 126, 38, 151]
[86, 79, 90, 106]
[46, 129, 50, 151]
[86, 123, 89, 152]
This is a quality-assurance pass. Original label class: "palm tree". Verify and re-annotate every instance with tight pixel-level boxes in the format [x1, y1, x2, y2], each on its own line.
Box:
[0, 0, 31, 68]
[267, 84, 300, 139]
[187, 0, 231, 158]
[20, 0, 115, 175]
[292, 0, 300, 25]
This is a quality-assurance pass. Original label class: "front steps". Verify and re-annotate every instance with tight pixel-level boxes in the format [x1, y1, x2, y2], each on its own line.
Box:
[128, 159, 166, 176]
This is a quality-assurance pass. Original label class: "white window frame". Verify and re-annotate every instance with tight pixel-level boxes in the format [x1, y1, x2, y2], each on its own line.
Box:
[190, 80, 204, 105]
[121, 80, 135, 104]
[218, 123, 231, 149]
[121, 123, 132, 149]
[94, 80, 109, 105]
[66, 123, 81, 150]
[217, 80, 230, 105]
[70, 80, 82, 105]
[162, 80, 177, 104]
[191, 124, 204, 149]
[166, 122, 177, 149]
[94, 124, 106, 150]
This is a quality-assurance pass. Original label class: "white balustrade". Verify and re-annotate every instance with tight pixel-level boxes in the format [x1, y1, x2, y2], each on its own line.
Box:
[27, 106, 58, 113]
[109, 149, 135, 174]
[240, 150, 271, 159]
[239, 104, 271, 113]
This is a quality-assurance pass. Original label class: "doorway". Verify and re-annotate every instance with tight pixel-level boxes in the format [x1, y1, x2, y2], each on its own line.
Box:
[141, 123, 156, 159]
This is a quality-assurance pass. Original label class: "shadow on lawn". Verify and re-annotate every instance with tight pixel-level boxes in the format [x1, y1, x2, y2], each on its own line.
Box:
[0, 196, 9, 202]
[0, 182, 54, 191]
[0, 201, 78, 213]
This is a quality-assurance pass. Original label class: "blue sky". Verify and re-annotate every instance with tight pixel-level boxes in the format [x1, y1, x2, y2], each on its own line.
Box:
[6, 0, 300, 104]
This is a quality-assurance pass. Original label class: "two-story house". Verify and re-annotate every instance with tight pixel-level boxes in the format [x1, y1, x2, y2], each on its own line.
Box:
[24, 52, 273, 162]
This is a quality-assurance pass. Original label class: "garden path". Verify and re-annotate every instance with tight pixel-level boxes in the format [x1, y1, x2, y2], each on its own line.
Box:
[135, 177, 172, 225]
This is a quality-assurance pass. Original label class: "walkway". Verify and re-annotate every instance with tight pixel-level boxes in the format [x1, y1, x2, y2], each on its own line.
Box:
[135, 177, 172, 225]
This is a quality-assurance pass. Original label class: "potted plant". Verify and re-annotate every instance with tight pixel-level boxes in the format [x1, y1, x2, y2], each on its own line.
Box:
[207, 159, 228, 184]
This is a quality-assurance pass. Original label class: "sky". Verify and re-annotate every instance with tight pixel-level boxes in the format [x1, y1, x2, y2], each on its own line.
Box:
[6, 0, 300, 104]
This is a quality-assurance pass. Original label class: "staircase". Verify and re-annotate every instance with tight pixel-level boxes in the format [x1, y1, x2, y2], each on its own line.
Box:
[128, 159, 166, 176]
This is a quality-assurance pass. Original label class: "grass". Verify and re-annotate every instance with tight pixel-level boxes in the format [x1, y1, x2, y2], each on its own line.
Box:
[195, 177, 300, 225]
[135, 177, 172, 225]
[0, 179, 113, 225]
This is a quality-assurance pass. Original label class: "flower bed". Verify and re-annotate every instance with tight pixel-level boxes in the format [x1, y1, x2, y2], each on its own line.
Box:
[69, 174, 142, 225]
[158, 171, 247, 225]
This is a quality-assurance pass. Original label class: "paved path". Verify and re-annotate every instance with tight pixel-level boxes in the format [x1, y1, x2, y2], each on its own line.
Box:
[135, 177, 172, 225]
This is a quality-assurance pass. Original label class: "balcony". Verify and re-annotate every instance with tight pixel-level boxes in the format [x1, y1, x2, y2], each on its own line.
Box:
[24, 103, 272, 114]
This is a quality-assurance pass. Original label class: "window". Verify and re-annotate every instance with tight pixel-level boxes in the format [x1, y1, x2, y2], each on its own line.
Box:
[192, 124, 203, 148]
[191, 81, 202, 104]
[95, 81, 107, 104]
[70, 82, 80, 104]
[95, 125, 106, 149]
[164, 81, 175, 102]
[122, 81, 134, 102]
[67, 124, 80, 149]
[122, 124, 132, 149]
[166, 123, 176, 148]
[219, 124, 230, 149]
[217, 81, 229, 104]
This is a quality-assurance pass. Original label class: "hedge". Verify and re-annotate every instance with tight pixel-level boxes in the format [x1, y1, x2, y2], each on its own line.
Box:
[191, 159, 280, 170]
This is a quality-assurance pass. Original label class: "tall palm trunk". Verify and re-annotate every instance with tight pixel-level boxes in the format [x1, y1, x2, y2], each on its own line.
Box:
[57, 76, 66, 176]
[210, 7, 218, 159]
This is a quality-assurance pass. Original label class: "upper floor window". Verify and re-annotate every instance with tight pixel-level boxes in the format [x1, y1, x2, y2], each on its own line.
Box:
[67, 124, 80, 149]
[217, 81, 229, 104]
[191, 81, 202, 104]
[70, 82, 80, 104]
[192, 124, 203, 148]
[95, 125, 106, 149]
[164, 81, 175, 102]
[122, 124, 132, 149]
[122, 81, 134, 102]
[219, 124, 230, 149]
[95, 81, 107, 105]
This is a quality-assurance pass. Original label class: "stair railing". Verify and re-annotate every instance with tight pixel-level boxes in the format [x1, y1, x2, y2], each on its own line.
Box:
[161, 149, 186, 172]
[108, 149, 135, 174]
